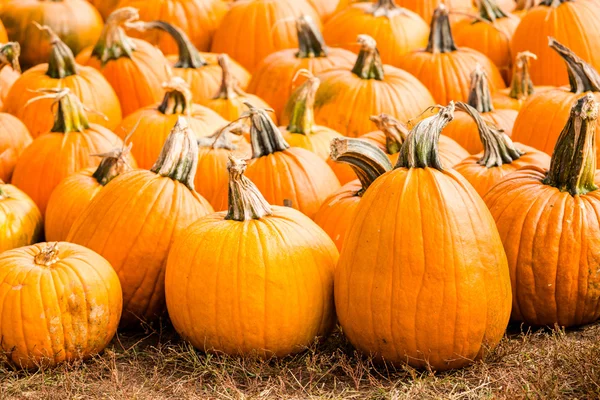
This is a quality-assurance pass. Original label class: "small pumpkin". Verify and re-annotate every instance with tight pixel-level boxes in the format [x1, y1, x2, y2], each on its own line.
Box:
[88, 0, 120, 19]
[165, 156, 339, 357]
[397, 4, 505, 104]
[0, 42, 21, 110]
[68, 118, 214, 327]
[0, 242, 122, 369]
[0, 112, 32, 183]
[0, 181, 43, 253]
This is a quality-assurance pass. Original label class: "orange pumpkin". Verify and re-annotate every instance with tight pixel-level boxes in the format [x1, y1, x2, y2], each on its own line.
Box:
[4, 25, 122, 138]
[335, 103, 512, 370]
[0, 181, 43, 253]
[11, 88, 133, 216]
[0, 42, 20, 110]
[115, 76, 226, 169]
[68, 118, 214, 327]
[76, 7, 171, 117]
[511, 0, 600, 86]
[0, 242, 122, 369]
[0, 16, 7, 42]
[0, 0, 103, 70]
[397, 5, 505, 105]
[308, 0, 344, 21]
[165, 156, 339, 357]
[396, 0, 473, 21]
[247, 15, 355, 119]
[88, 0, 120, 19]
[211, 0, 322, 72]
[306, 35, 435, 138]
[512, 0, 540, 17]
[314, 138, 392, 252]
[484, 94, 600, 327]
[0, 113, 31, 183]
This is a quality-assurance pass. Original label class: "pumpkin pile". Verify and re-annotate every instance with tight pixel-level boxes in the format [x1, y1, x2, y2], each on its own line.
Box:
[0, 0, 599, 374]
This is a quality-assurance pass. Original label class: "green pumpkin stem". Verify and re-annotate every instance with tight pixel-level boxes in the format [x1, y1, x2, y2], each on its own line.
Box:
[92, 7, 140, 65]
[91, 144, 134, 186]
[296, 15, 329, 58]
[33, 23, 78, 79]
[215, 54, 245, 99]
[150, 116, 198, 190]
[467, 64, 495, 113]
[25, 88, 91, 133]
[34, 242, 61, 267]
[330, 137, 392, 195]
[508, 51, 537, 100]
[396, 103, 455, 170]
[197, 120, 245, 151]
[369, 114, 408, 155]
[478, 0, 509, 21]
[158, 76, 194, 115]
[351, 35, 384, 81]
[0, 42, 21, 74]
[549, 37, 600, 94]
[285, 70, 319, 135]
[544, 94, 598, 196]
[426, 4, 457, 54]
[226, 156, 273, 221]
[243, 103, 289, 158]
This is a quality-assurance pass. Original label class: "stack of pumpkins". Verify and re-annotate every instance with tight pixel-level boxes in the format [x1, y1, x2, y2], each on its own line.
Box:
[0, 0, 599, 373]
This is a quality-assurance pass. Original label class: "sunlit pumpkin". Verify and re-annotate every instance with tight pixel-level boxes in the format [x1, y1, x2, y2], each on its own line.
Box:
[0, 42, 20, 110]
[0, 181, 43, 253]
[396, 0, 473, 21]
[88, 0, 120, 20]
[0, 112, 31, 183]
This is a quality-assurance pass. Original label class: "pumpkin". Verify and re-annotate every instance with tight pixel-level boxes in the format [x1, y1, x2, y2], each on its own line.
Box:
[453, 102, 550, 197]
[335, 102, 512, 370]
[511, 39, 600, 164]
[308, 0, 343, 21]
[396, 0, 473, 21]
[76, 7, 171, 117]
[11, 88, 133, 216]
[0, 0, 103, 70]
[314, 138, 392, 252]
[0, 242, 122, 369]
[0, 42, 20, 110]
[484, 94, 600, 327]
[0, 112, 31, 183]
[4, 25, 122, 138]
[0, 16, 7, 42]
[201, 54, 277, 123]
[115, 76, 226, 169]
[165, 156, 339, 357]
[511, 0, 600, 86]
[247, 15, 355, 119]
[323, 0, 429, 67]
[452, 0, 520, 83]
[68, 118, 213, 327]
[304, 35, 435, 138]
[211, 0, 322, 72]
[0, 181, 43, 253]
[88, 0, 120, 19]
[211, 105, 340, 219]
[441, 64, 517, 154]
[45, 144, 135, 242]
[397, 4, 505, 105]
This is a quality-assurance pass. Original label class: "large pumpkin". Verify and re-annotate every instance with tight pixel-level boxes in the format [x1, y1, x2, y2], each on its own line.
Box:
[88, 0, 120, 19]
[115, 76, 226, 169]
[0, 242, 122, 369]
[0, 0, 103, 70]
[4, 26, 122, 138]
[0, 112, 31, 183]
[247, 15, 355, 119]
[397, 5, 505, 104]
[511, 0, 600, 86]
[484, 94, 600, 327]
[0, 181, 43, 253]
[211, 0, 322, 72]
[323, 0, 429, 67]
[335, 103, 512, 370]
[68, 118, 214, 327]
[0, 42, 20, 110]
[305, 34, 435, 138]
[76, 7, 171, 117]
[165, 156, 339, 357]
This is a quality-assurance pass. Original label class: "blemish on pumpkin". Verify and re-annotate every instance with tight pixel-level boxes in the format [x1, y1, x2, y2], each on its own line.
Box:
[11, 284, 23, 290]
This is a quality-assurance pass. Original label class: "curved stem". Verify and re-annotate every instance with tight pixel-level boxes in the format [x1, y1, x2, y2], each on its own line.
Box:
[34, 243, 61, 267]
[92, 144, 134, 186]
[351, 35, 384, 81]
[478, 0, 509, 21]
[225, 156, 273, 221]
[286, 70, 319, 135]
[197, 120, 245, 151]
[467, 64, 494, 113]
[240, 103, 289, 158]
[158, 76, 194, 115]
[0, 42, 21, 74]
[215, 54, 245, 100]
[369, 114, 408, 155]
[549, 37, 600, 94]
[426, 4, 457, 54]
[34, 23, 78, 78]
[509, 51, 537, 100]
[330, 138, 392, 195]
[543, 94, 598, 195]
[92, 7, 140, 65]
[25, 88, 90, 133]
[296, 15, 328, 58]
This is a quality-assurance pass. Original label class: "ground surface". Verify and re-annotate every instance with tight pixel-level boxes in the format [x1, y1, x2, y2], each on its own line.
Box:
[1, 321, 599, 399]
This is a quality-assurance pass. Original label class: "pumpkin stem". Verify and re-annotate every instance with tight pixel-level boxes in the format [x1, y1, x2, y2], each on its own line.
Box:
[426, 4, 457, 54]
[296, 15, 329, 58]
[25, 88, 91, 133]
[92, 7, 140, 66]
[508, 51, 537, 101]
[158, 76, 194, 115]
[0, 42, 21, 74]
[150, 116, 199, 190]
[34, 243, 61, 267]
[91, 144, 134, 186]
[241, 103, 289, 158]
[330, 138, 393, 195]
[369, 114, 408, 155]
[33, 23, 78, 79]
[197, 120, 245, 151]
[215, 54, 245, 100]
[397, 102, 455, 170]
[467, 64, 495, 113]
[549, 37, 600, 94]
[478, 0, 509, 21]
[225, 155, 273, 221]
[368, 0, 406, 18]
[539, 0, 571, 6]
[544, 94, 598, 196]
[515, 0, 538, 11]
[285, 69, 319, 135]
[351, 35, 384, 81]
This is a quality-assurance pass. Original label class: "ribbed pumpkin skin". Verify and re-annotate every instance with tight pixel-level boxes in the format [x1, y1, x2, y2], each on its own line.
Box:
[117, 0, 228, 54]
[88, 0, 120, 19]
[0, 184, 43, 253]
[308, 0, 340, 21]
[4, 65, 122, 138]
[211, 0, 322, 72]
[0, 114, 31, 183]
[67, 170, 214, 326]
[511, 0, 600, 86]
[455, 144, 551, 197]
[492, 86, 553, 111]
[484, 167, 600, 327]
[165, 207, 338, 357]
[76, 40, 170, 117]
[0, 65, 19, 110]
[336, 167, 512, 370]
[0, 242, 122, 369]
[396, 0, 473, 21]
[202, 94, 277, 124]
[247, 48, 355, 119]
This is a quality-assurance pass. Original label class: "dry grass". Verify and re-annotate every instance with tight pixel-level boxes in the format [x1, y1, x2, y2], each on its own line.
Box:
[1, 321, 600, 400]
